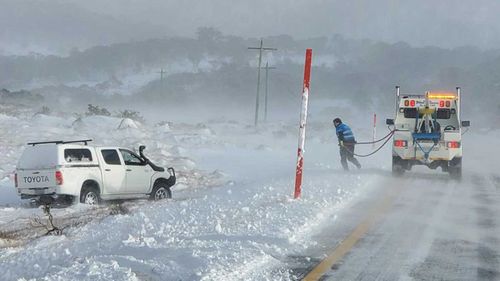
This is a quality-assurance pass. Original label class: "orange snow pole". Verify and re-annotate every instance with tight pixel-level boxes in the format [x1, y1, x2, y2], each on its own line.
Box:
[294, 49, 312, 199]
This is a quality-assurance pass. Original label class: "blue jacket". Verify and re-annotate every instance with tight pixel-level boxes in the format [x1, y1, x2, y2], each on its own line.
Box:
[336, 123, 356, 143]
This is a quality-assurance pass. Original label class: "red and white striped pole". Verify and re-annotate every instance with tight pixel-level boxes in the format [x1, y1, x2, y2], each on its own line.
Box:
[294, 49, 312, 199]
[372, 113, 377, 149]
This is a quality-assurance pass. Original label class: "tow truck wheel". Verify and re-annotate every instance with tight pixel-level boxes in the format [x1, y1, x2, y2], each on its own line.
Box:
[151, 182, 172, 201]
[448, 157, 462, 180]
[392, 156, 405, 176]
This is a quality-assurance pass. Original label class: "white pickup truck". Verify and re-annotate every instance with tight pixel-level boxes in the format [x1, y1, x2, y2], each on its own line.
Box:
[15, 140, 176, 205]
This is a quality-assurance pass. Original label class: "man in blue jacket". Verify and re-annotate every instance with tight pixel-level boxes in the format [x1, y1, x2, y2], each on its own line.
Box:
[334, 118, 361, 170]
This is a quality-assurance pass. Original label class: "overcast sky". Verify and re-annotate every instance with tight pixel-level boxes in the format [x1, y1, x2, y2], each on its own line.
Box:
[71, 0, 500, 47]
[2, 0, 500, 54]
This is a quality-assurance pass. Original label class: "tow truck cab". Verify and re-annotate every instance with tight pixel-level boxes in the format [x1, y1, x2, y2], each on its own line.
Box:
[386, 87, 470, 179]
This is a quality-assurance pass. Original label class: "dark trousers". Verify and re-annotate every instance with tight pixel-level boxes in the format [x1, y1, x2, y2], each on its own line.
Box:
[340, 142, 361, 170]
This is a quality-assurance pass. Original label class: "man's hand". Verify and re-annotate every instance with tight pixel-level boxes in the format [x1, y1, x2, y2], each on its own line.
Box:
[339, 140, 344, 147]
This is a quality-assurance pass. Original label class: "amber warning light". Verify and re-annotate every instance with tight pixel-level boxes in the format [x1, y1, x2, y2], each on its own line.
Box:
[427, 92, 457, 100]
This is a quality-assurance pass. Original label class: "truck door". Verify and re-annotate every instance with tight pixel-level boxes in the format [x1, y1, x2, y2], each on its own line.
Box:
[119, 149, 154, 194]
[99, 149, 127, 194]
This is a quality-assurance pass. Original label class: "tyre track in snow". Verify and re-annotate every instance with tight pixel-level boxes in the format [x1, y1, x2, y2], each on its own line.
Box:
[471, 174, 500, 280]
[0, 204, 128, 248]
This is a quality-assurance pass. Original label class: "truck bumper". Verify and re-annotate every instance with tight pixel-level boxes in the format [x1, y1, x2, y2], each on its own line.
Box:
[18, 187, 57, 199]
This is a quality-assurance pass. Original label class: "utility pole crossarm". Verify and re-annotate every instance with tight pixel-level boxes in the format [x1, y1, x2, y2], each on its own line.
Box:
[157, 68, 166, 80]
[248, 47, 278, 51]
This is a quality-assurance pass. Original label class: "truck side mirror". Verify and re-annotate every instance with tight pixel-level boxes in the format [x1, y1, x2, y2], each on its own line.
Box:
[386, 119, 394, 125]
[461, 120, 470, 127]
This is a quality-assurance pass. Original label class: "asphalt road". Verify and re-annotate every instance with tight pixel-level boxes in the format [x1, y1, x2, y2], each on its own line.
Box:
[295, 169, 500, 280]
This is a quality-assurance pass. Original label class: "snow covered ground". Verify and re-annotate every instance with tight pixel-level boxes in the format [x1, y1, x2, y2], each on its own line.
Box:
[0, 107, 496, 280]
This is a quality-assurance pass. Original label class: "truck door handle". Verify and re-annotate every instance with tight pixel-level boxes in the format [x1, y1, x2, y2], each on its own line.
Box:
[105, 169, 111, 171]
[126, 169, 132, 171]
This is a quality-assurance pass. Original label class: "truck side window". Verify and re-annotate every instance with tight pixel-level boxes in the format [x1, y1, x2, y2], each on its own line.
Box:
[101, 149, 121, 165]
[120, 149, 145, 166]
[64, 149, 92, 162]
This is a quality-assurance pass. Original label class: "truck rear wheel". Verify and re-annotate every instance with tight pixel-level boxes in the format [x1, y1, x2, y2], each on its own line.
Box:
[80, 184, 101, 205]
[448, 157, 462, 180]
[392, 156, 405, 176]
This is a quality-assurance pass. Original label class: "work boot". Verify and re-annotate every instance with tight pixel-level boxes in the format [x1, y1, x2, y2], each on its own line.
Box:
[342, 162, 349, 171]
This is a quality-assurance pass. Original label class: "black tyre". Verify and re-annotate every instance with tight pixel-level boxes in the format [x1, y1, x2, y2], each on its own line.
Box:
[448, 157, 462, 180]
[392, 156, 405, 176]
[150, 182, 172, 201]
[80, 185, 101, 205]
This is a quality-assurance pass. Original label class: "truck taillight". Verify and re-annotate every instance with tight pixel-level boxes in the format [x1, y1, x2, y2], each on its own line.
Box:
[394, 140, 408, 148]
[403, 100, 416, 107]
[55, 171, 63, 185]
[447, 141, 461, 149]
[14, 173, 18, 188]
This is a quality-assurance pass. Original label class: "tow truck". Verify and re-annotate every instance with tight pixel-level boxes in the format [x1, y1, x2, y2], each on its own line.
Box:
[386, 87, 470, 179]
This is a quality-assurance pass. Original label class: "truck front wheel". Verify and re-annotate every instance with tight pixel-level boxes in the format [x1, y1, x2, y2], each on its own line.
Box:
[150, 182, 172, 201]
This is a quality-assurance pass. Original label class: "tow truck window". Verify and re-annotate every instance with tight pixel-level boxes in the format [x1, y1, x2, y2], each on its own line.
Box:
[64, 149, 92, 162]
[101, 149, 121, 165]
[436, 109, 451, 119]
[403, 108, 418, 118]
[120, 149, 145, 166]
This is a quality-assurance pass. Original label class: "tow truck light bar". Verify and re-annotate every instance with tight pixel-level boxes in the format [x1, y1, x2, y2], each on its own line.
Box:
[427, 93, 458, 100]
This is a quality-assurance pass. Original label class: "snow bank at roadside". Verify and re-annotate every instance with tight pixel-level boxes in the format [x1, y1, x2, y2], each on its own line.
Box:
[0, 113, 384, 280]
[0, 171, 377, 280]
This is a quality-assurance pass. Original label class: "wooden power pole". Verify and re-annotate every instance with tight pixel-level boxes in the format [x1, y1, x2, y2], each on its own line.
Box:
[248, 39, 277, 126]
[263, 62, 276, 122]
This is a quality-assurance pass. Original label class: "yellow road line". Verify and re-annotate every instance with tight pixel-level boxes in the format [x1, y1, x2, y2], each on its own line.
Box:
[303, 187, 402, 281]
